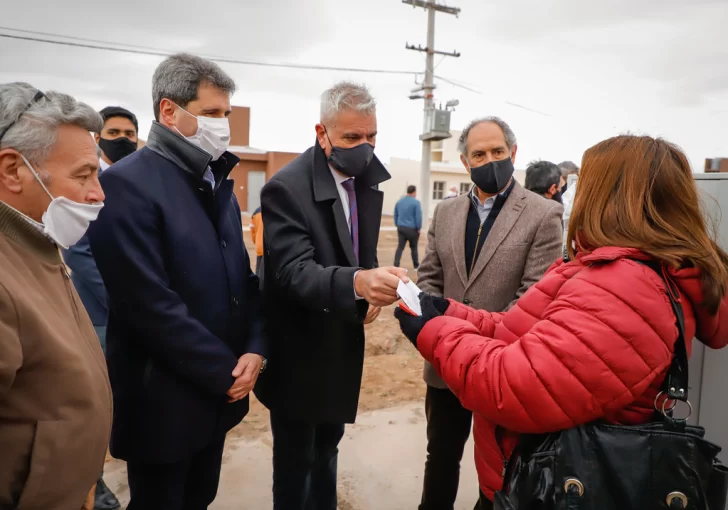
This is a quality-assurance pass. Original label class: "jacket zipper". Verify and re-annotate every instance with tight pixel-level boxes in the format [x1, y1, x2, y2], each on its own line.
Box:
[60, 265, 81, 323]
[60, 265, 114, 427]
[469, 223, 484, 276]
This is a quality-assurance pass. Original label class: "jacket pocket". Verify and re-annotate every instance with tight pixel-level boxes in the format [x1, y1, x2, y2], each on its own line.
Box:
[15, 420, 59, 509]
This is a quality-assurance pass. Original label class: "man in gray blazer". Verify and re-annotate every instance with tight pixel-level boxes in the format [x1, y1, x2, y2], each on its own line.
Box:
[416, 116, 563, 510]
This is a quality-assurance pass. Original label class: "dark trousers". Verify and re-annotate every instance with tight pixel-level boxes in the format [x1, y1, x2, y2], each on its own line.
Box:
[270, 412, 346, 510]
[126, 435, 226, 510]
[419, 385, 474, 510]
[394, 226, 420, 268]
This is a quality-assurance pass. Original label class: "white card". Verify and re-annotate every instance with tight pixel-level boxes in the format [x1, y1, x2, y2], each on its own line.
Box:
[397, 279, 423, 316]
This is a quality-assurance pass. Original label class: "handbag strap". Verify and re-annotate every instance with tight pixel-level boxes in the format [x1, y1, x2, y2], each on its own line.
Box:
[499, 259, 690, 493]
[637, 260, 689, 403]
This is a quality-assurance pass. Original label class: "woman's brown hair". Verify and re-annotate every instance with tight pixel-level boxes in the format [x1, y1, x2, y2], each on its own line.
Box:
[567, 135, 728, 313]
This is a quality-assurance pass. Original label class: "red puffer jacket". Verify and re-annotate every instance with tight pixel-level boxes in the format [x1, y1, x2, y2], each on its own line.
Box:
[417, 247, 728, 501]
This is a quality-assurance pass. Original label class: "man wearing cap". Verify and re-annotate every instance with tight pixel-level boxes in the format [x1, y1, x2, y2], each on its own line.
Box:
[61, 106, 137, 510]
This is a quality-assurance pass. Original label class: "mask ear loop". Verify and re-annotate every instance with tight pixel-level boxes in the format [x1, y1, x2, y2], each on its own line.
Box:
[171, 102, 200, 138]
[20, 154, 55, 201]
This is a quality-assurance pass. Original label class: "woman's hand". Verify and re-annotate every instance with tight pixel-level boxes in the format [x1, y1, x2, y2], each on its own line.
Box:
[394, 293, 450, 347]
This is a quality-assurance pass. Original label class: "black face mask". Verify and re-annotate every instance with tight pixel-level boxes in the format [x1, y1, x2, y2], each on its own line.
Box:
[551, 190, 563, 204]
[469, 158, 515, 194]
[99, 137, 137, 164]
[325, 130, 374, 178]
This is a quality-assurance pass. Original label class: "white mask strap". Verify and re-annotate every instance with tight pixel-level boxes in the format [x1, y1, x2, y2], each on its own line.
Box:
[20, 154, 54, 201]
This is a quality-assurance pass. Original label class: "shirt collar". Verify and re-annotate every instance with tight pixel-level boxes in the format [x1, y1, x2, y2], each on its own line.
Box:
[99, 157, 110, 172]
[329, 165, 352, 187]
[469, 178, 515, 208]
[1, 201, 48, 237]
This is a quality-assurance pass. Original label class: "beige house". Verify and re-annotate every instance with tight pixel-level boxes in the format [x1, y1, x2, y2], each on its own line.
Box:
[382, 130, 525, 218]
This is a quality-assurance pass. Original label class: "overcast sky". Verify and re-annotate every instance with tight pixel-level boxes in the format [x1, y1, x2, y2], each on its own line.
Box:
[1, 0, 726, 170]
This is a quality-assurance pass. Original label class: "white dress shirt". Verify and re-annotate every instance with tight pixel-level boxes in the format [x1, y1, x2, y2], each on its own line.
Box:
[99, 157, 110, 172]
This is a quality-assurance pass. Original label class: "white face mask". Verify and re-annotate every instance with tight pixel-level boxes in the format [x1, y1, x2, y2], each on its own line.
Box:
[174, 104, 230, 161]
[21, 155, 104, 249]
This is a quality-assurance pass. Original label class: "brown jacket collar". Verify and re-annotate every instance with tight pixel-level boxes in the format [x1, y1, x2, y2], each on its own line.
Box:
[0, 201, 60, 264]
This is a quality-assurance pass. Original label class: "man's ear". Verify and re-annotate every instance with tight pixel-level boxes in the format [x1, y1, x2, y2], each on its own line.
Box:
[94, 132, 101, 144]
[0, 149, 24, 193]
[460, 154, 470, 172]
[315, 123, 328, 153]
[510, 144, 518, 164]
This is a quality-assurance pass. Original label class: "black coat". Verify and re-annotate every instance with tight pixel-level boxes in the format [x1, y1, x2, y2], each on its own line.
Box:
[254, 141, 389, 424]
[88, 122, 267, 464]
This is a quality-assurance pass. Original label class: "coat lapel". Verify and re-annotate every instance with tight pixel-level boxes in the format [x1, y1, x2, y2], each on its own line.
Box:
[311, 140, 390, 268]
[355, 181, 384, 269]
[466, 183, 527, 290]
[450, 196, 471, 287]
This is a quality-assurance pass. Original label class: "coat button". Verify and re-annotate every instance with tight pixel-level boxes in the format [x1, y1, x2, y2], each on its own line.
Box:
[232, 297, 239, 307]
[221, 240, 227, 248]
[324, 308, 330, 313]
[463, 299, 471, 305]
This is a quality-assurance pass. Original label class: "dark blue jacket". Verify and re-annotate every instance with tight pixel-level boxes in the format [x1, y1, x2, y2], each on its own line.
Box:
[62, 233, 107, 327]
[394, 195, 422, 230]
[87, 122, 266, 464]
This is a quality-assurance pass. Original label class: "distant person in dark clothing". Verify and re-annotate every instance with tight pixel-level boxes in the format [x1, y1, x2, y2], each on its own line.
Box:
[525, 159, 564, 203]
[394, 185, 423, 269]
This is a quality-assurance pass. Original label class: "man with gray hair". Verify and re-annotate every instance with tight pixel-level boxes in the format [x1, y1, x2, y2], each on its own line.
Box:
[255, 81, 406, 510]
[0, 82, 111, 509]
[415, 116, 563, 509]
[87, 54, 267, 509]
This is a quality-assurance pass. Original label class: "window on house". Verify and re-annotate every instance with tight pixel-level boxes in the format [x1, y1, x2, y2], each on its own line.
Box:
[460, 182, 472, 195]
[432, 181, 445, 200]
[711, 158, 723, 171]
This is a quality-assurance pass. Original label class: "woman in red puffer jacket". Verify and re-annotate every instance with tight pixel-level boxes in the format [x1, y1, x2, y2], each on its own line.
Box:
[395, 135, 728, 509]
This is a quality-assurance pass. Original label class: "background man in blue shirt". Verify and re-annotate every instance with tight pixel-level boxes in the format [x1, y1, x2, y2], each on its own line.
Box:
[394, 185, 422, 269]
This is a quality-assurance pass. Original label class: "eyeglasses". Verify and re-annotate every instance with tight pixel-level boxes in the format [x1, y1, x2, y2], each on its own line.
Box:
[0, 90, 48, 143]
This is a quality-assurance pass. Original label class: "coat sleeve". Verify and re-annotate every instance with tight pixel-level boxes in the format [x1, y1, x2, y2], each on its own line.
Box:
[234, 202, 267, 359]
[87, 172, 238, 396]
[506, 203, 563, 310]
[442, 299, 504, 338]
[261, 179, 359, 317]
[417, 267, 675, 434]
[416, 202, 444, 297]
[0, 283, 22, 404]
[62, 234, 107, 313]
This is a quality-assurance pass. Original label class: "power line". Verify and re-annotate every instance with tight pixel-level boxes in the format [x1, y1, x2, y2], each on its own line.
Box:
[0, 29, 420, 76]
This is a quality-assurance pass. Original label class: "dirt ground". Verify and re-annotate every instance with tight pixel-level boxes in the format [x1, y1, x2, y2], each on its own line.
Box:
[234, 219, 429, 439]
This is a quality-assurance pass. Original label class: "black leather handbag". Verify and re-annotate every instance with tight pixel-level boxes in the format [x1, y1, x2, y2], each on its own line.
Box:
[494, 262, 728, 510]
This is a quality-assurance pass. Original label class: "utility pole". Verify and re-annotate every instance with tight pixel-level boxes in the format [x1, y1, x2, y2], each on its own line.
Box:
[404, 0, 460, 223]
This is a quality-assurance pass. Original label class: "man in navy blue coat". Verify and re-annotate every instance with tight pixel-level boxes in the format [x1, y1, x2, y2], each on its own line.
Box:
[88, 53, 267, 510]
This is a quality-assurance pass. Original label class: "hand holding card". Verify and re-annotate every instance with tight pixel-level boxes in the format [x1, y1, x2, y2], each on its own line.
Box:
[397, 279, 423, 316]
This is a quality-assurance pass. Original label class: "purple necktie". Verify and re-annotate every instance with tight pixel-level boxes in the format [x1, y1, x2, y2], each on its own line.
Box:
[341, 179, 359, 263]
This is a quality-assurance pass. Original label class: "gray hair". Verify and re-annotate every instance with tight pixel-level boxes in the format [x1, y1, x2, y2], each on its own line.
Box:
[0, 82, 102, 169]
[557, 160, 579, 176]
[152, 53, 236, 121]
[320, 81, 376, 124]
[458, 116, 517, 156]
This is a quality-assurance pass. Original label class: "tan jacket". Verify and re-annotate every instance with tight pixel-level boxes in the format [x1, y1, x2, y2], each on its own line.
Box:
[0, 202, 112, 509]
[417, 183, 563, 388]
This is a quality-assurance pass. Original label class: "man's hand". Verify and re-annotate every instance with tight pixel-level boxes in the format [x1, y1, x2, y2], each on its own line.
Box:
[354, 267, 409, 307]
[364, 305, 381, 324]
[227, 353, 263, 403]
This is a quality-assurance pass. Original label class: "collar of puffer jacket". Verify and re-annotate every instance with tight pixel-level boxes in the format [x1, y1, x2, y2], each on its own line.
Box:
[577, 246, 649, 264]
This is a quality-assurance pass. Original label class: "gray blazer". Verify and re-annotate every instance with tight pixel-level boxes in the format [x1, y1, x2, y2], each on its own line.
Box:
[417, 182, 563, 388]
